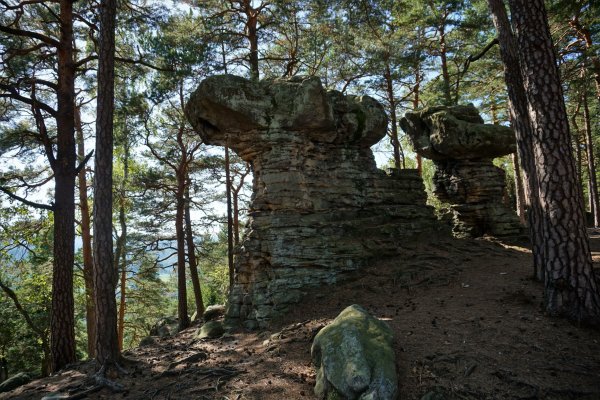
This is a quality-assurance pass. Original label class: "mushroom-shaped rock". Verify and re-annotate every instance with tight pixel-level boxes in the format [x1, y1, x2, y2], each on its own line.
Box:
[312, 305, 398, 400]
[401, 105, 522, 238]
[400, 104, 515, 161]
[186, 75, 387, 161]
[186, 75, 437, 328]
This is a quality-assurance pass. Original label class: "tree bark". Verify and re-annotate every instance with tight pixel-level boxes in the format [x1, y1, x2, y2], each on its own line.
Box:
[117, 248, 126, 351]
[175, 120, 190, 331]
[243, 0, 260, 80]
[75, 106, 96, 358]
[185, 182, 205, 317]
[413, 54, 423, 175]
[488, 0, 545, 280]
[175, 171, 190, 331]
[582, 89, 600, 227]
[384, 61, 403, 169]
[113, 143, 129, 286]
[231, 163, 250, 246]
[93, 0, 120, 366]
[116, 143, 129, 351]
[50, 0, 77, 373]
[512, 152, 527, 225]
[437, 11, 453, 106]
[572, 121, 585, 210]
[233, 186, 240, 246]
[225, 147, 234, 292]
[507, 0, 600, 325]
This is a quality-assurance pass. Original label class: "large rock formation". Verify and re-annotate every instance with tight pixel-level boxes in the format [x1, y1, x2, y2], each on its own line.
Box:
[186, 75, 436, 328]
[400, 105, 522, 238]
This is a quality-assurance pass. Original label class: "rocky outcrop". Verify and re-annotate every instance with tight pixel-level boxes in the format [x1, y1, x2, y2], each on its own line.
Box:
[0, 372, 31, 393]
[186, 75, 436, 328]
[311, 305, 398, 400]
[400, 105, 522, 238]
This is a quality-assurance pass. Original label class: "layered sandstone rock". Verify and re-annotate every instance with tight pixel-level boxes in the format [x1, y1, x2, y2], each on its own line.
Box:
[400, 105, 522, 238]
[186, 75, 436, 328]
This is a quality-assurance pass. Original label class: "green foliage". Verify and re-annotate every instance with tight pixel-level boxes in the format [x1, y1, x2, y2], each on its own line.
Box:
[121, 254, 171, 349]
[0, 212, 53, 375]
[420, 158, 445, 212]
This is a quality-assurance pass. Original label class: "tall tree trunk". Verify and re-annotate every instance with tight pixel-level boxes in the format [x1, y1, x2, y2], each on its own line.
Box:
[512, 152, 527, 225]
[488, 0, 545, 281]
[225, 147, 234, 291]
[413, 54, 423, 175]
[243, 0, 259, 81]
[384, 62, 403, 169]
[233, 188, 240, 246]
[175, 173, 190, 331]
[570, 99, 584, 203]
[494, 99, 525, 223]
[116, 143, 129, 351]
[117, 249, 126, 350]
[438, 16, 452, 106]
[50, 0, 77, 373]
[583, 89, 600, 227]
[174, 110, 191, 331]
[571, 119, 585, 210]
[113, 154, 128, 287]
[75, 106, 96, 358]
[508, 0, 600, 325]
[185, 183, 204, 317]
[231, 163, 250, 246]
[93, 0, 119, 366]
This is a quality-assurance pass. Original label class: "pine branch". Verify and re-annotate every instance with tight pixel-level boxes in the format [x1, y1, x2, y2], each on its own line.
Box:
[74, 55, 173, 72]
[0, 25, 60, 47]
[461, 38, 500, 78]
[0, 83, 58, 117]
[74, 150, 94, 175]
[0, 186, 54, 211]
[0, 279, 46, 338]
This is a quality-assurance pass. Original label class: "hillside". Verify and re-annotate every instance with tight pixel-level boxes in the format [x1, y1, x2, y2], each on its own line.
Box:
[2, 231, 600, 400]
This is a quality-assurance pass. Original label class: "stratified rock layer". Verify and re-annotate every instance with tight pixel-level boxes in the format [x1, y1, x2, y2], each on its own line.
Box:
[187, 75, 436, 328]
[401, 105, 522, 238]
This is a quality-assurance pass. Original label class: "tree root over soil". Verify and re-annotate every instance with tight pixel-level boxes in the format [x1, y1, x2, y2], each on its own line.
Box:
[147, 367, 240, 399]
[46, 361, 131, 399]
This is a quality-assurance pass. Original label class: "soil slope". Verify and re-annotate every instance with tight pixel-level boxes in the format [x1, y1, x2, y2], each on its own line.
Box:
[2, 231, 600, 400]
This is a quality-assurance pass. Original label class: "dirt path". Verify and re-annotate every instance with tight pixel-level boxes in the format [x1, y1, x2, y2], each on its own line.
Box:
[3, 232, 600, 399]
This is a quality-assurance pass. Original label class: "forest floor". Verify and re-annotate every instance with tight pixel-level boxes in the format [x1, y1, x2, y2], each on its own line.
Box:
[3, 230, 600, 400]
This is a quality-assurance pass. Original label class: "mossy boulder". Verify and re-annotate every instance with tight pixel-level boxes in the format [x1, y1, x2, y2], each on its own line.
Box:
[149, 316, 179, 338]
[203, 304, 226, 321]
[196, 320, 225, 339]
[0, 372, 31, 393]
[311, 304, 398, 400]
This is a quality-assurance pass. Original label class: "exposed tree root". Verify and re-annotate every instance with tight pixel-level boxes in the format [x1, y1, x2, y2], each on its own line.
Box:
[93, 363, 126, 392]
